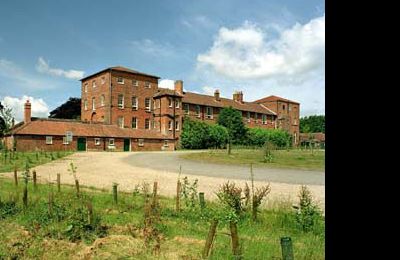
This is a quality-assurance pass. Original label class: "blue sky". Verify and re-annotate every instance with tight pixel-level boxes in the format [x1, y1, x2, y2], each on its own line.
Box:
[0, 0, 325, 121]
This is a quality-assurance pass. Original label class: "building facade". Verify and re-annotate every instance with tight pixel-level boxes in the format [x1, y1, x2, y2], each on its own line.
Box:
[4, 66, 300, 152]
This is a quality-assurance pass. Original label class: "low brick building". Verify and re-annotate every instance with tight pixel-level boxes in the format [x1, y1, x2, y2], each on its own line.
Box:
[4, 66, 301, 152]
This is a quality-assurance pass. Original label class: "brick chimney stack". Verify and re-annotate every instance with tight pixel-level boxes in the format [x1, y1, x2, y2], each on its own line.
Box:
[24, 100, 31, 124]
[233, 91, 243, 103]
[174, 80, 183, 95]
[214, 89, 220, 101]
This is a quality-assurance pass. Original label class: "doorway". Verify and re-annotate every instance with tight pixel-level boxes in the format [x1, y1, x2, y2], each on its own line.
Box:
[77, 137, 86, 151]
[123, 138, 130, 152]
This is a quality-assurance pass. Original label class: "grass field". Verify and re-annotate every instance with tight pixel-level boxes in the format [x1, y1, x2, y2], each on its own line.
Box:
[0, 175, 325, 259]
[181, 148, 325, 171]
[0, 151, 74, 173]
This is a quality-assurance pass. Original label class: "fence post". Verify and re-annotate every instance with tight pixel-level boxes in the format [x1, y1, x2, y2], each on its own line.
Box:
[23, 175, 28, 209]
[281, 237, 294, 260]
[32, 170, 37, 191]
[152, 181, 158, 206]
[75, 179, 80, 197]
[57, 173, 61, 192]
[176, 180, 181, 212]
[48, 190, 54, 216]
[13, 166, 18, 187]
[230, 221, 241, 259]
[202, 219, 219, 259]
[199, 192, 206, 209]
[87, 201, 93, 226]
[112, 183, 118, 204]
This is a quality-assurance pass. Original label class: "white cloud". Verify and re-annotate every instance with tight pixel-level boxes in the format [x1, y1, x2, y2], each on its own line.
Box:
[158, 79, 175, 90]
[129, 39, 175, 57]
[36, 57, 85, 80]
[1, 95, 50, 122]
[202, 86, 217, 95]
[181, 15, 215, 29]
[197, 15, 325, 80]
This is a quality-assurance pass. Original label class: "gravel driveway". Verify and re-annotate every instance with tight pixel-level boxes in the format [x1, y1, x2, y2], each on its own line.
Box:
[2, 151, 325, 210]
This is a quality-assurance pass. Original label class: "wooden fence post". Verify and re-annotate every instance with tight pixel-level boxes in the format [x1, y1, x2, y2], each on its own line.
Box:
[13, 166, 18, 187]
[87, 201, 93, 226]
[48, 190, 54, 216]
[32, 170, 37, 191]
[230, 221, 241, 259]
[176, 180, 181, 212]
[152, 181, 158, 206]
[75, 179, 80, 198]
[281, 237, 294, 260]
[199, 192, 206, 209]
[202, 219, 219, 259]
[112, 183, 118, 204]
[23, 176, 28, 208]
[57, 173, 61, 192]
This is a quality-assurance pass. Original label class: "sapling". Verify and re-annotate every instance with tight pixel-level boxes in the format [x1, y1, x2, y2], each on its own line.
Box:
[67, 162, 79, 197]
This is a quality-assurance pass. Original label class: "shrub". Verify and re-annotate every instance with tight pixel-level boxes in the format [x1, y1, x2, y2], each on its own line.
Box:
[295, 185, 323, 232]
[207, 124, 228, 149]
[0, 200, 19, 219]
[245, 128, 292, 148]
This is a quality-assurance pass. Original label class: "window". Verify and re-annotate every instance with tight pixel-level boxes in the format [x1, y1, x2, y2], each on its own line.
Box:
[100, 95, 105, 106]
[63, 137, 69, 145]
[84, 99, 88, 110]
[282, 104, 286, 110]
[132, 97, 138, 110]
[145, 98, 151, 111]
[155, 99, 160, 109]
[46, 136, 53, 145]
[109, 138, 115, 146]
[175, 121, 180, 131]
[184, 104, 189, 115]
[117, 77, 124, 84]
[168, 120, 172, 130]
[164, 140, 169, 147]
[133, 80, 138, 86]
[138, 139, 144, 146]
[101, 77, 105, 85]
[92, 80, 96, 88]
[118, 94, 124, 109]
[84, 84, 88, 93]
[262, 114, 267, 124]
[94, 138, 101, 146]
[195, 105, 201, 117]
[206, 107, 213, 119]
[175, 100, 180, 108]
[144, 82, 151, 88]
[118, 116, 124, 128]
[288, 104, 292, 111]
[255, 113, 258, 123]
[153, 120, 156, 129]
[132, 117, 137, 129]
[247, 111, 251, 122]
[168, 98, 172, 107]
[92, 97, 96, 110]
[145, 118, 150, 129]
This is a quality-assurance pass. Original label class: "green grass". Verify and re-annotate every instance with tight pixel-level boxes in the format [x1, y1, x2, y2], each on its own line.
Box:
[0, 176, 324, 259]
[181, 148, 325, 171]
[0, 150, 74, 173]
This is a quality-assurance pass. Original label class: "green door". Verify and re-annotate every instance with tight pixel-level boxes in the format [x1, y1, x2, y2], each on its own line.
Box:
[123, 139, 130, 152]
[77, 138, 86, 151]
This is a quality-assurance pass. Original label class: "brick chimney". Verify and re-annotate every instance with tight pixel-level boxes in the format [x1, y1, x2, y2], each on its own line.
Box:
[233, 91, 243, 103]
[24, 100, 31, 124]
[174, 80, 183, 95]
[214, 89, 221, 101]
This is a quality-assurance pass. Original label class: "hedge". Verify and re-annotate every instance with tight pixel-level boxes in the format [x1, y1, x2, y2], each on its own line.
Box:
[244, 128, 292, 148]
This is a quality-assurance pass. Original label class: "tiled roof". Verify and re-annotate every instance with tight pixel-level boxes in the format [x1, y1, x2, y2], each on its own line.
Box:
[9, 118, 174, 139]
[80, 66, 160, 81]
[254, 95, 300, 104]
[153, 88, 183, 98]
[182, 92, 276, 115]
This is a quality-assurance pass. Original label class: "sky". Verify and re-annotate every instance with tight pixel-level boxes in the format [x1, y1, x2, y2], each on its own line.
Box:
[0, 0, 325, 122]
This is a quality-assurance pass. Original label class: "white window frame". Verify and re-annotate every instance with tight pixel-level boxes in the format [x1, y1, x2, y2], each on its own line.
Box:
[46, 136, 53, 145]
[145, 98, 151, 111]
[132, 97, 138, 110]
[109, 138, 115, 146]
[92, 97, 96, 111]
[63, 136, 69, 145]
[117, 77, 124, 84]
[84, 99, 88, 110]
[138, 139, 144, 146]
[184, 103, 189, 115]
[132, 117, 137, 129]
[100, 95, 105, 106]
[262, 114, 267, 124]
[101, 77, 105, 85]
[94, 138, 101, 146]
[175, 121, 180, 131]
[133, 80, 139, 86]
[196, 105, 201, 117]
[144, 82, 151, 88]
[92, 80, 96, 88]
[206, 107, 213, 119]
[145, 118, 150, 129]
[84, 84, 88, 93]
[168, 98, 173, 108]
[118, 116, 124, 128]
[168, 120, 172, 130]
[118, 94, 124, 109]
[163, 140, 169, 147]
[175, 100, 180, 108]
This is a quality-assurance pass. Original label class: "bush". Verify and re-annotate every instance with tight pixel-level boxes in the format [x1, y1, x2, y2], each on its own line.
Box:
[180, 118, 228, 149]
[244, 128, 292, 148]
[295, 185, 323, 233]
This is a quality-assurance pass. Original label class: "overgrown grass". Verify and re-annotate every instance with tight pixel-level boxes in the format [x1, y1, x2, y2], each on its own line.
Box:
[0, 150, 74, 173]
[181, 148, 325, 171]
[0, 177, 324, 259]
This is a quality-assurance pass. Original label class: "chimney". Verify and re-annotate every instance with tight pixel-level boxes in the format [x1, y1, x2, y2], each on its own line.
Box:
[174, 80, 183, 95]
[24, 100, 31, 123]
[233, 91, 243, 103]
[214, 89, 221, 101]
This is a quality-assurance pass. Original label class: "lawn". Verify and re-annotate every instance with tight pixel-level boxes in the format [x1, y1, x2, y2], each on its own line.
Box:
[0, 175, 325, 259]
[181, 148, 325, 171]
[0, 150, 74, 173]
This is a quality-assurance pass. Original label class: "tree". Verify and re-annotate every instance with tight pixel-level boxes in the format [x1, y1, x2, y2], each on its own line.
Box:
[0, 102, 15, 136]
[300, 115, 325, 133]
[217, 107, 247, 154]
[49, 97, 81, 119]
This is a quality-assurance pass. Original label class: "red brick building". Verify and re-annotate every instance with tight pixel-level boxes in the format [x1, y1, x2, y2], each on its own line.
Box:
[4, 66, 300, 151]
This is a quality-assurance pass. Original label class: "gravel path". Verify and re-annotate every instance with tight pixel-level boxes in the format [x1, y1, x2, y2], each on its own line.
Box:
[2, 151, 325, 210]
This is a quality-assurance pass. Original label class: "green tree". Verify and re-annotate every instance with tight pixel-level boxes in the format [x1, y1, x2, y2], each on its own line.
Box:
[49, 97, 81, 119]
[300, 115, 325, 133]
[0, 102, 15, 136]
[217, 107, 247, 154]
